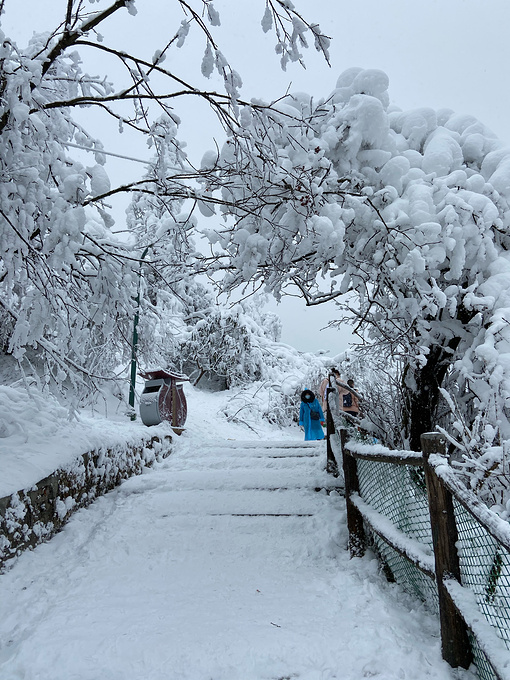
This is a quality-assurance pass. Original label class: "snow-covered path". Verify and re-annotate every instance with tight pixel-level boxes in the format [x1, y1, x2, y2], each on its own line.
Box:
[0, 436, 462, 680]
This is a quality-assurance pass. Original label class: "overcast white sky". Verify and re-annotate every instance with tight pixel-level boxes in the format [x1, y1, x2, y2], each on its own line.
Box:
[3, 0, 510, 355]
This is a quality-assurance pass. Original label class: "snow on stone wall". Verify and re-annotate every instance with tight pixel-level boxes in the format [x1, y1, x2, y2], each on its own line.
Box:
[0, 434, 172, 571]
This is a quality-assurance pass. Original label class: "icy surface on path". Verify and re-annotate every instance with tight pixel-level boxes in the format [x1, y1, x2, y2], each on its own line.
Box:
[0, 432, 464, 679]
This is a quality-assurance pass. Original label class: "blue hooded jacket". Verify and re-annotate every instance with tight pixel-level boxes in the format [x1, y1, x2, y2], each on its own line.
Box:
[299, 395, 325, 441]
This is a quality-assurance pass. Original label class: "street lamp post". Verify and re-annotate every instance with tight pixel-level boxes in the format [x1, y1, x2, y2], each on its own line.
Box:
[128, 246, 149, 419]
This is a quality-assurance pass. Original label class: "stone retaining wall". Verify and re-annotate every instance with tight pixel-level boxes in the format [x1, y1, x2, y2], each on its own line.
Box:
[0, 433, 172, 571]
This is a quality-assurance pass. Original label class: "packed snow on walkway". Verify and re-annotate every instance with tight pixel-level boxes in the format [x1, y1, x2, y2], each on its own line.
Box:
[0, 385, 476, 680]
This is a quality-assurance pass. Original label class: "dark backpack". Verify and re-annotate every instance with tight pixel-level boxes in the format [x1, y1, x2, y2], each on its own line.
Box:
[343, 392, 353, 408]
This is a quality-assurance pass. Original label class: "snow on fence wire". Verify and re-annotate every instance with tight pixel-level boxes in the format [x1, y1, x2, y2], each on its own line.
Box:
[326, 379, 510, 680]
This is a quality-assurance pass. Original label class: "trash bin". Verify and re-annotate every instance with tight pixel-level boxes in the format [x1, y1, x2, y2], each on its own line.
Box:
[139, 369, 189, 432]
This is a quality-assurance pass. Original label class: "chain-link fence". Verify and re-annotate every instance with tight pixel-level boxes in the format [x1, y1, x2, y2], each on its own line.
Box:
[356, 458, 439, 613]
[326, 385, 510, 680]
[455, 499, 510, 680]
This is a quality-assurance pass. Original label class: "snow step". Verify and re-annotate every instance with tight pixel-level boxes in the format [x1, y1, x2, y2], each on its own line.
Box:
[207, 513, 314, 517]
[260, 453, 320, 458]
[150, 488, 323, 516]
[220, 441, 321, 448]
[200, 450, 322, 458]
[160, 486, 338, 492]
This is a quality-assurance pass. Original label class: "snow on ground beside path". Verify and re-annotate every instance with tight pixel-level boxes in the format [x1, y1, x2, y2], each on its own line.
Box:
[0, 382, 161, 499]
[182, 383, 302, 444]
[0, 385, 476, 679]
[0, 381, 297, 498]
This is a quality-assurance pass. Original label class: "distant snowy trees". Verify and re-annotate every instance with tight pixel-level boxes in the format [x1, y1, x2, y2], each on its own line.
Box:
[122, 113, 301, 392]
[175, 298, 285, 388]
[202, 66, 510, 473]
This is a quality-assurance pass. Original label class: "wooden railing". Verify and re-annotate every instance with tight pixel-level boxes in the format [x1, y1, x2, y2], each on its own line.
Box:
[326, 380, 510, 680]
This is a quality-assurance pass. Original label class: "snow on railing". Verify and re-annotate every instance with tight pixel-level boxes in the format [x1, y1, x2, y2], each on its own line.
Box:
[326, 375, 510, 680]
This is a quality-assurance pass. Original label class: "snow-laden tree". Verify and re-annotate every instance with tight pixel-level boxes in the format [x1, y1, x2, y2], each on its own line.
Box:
[124, 141, 321, 404]
[201, 67, 510, 467]
[124, 115, 289, 393]
[124, 114, 198, 375]
[0, 0, 330, 400]
[0, 26, 137, 395]
[173, 296, 284, 388]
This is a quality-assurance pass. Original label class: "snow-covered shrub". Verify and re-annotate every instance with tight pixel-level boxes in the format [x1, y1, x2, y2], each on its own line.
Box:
[176, 303, 265, 388]
[263, 360, 326, 428]
[332, 348, 406, 449]
[219, 350, 327, 430]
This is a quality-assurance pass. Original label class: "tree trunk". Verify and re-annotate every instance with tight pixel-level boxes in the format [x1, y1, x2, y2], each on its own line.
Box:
[405, 345, 455, 451]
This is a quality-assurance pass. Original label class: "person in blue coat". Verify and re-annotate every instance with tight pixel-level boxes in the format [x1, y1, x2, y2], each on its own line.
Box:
[299, 389, 325, 441]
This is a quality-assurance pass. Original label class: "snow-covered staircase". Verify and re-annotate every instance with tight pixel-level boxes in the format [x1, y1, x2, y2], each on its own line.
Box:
[0, 438, 452, 680]
[156, 439, 340, 517]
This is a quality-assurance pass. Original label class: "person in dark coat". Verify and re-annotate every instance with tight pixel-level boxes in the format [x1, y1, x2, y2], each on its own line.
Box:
[299, 389, 325, 441]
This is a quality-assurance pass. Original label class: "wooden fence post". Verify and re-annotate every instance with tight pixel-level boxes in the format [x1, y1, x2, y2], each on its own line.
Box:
[326, 387, 339, 476]
[421, 432, 472, 669]
[341, 428, 366, 558]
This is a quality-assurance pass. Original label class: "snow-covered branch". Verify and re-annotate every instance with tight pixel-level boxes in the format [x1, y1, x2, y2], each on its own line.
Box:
[0, 0, 330, 403]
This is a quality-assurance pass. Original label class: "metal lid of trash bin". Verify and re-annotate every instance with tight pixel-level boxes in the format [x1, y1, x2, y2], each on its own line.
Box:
[139, 369, 189, 382]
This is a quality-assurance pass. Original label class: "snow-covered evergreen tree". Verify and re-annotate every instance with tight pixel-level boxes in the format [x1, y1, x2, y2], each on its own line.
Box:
[173, 296, 282, 388]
